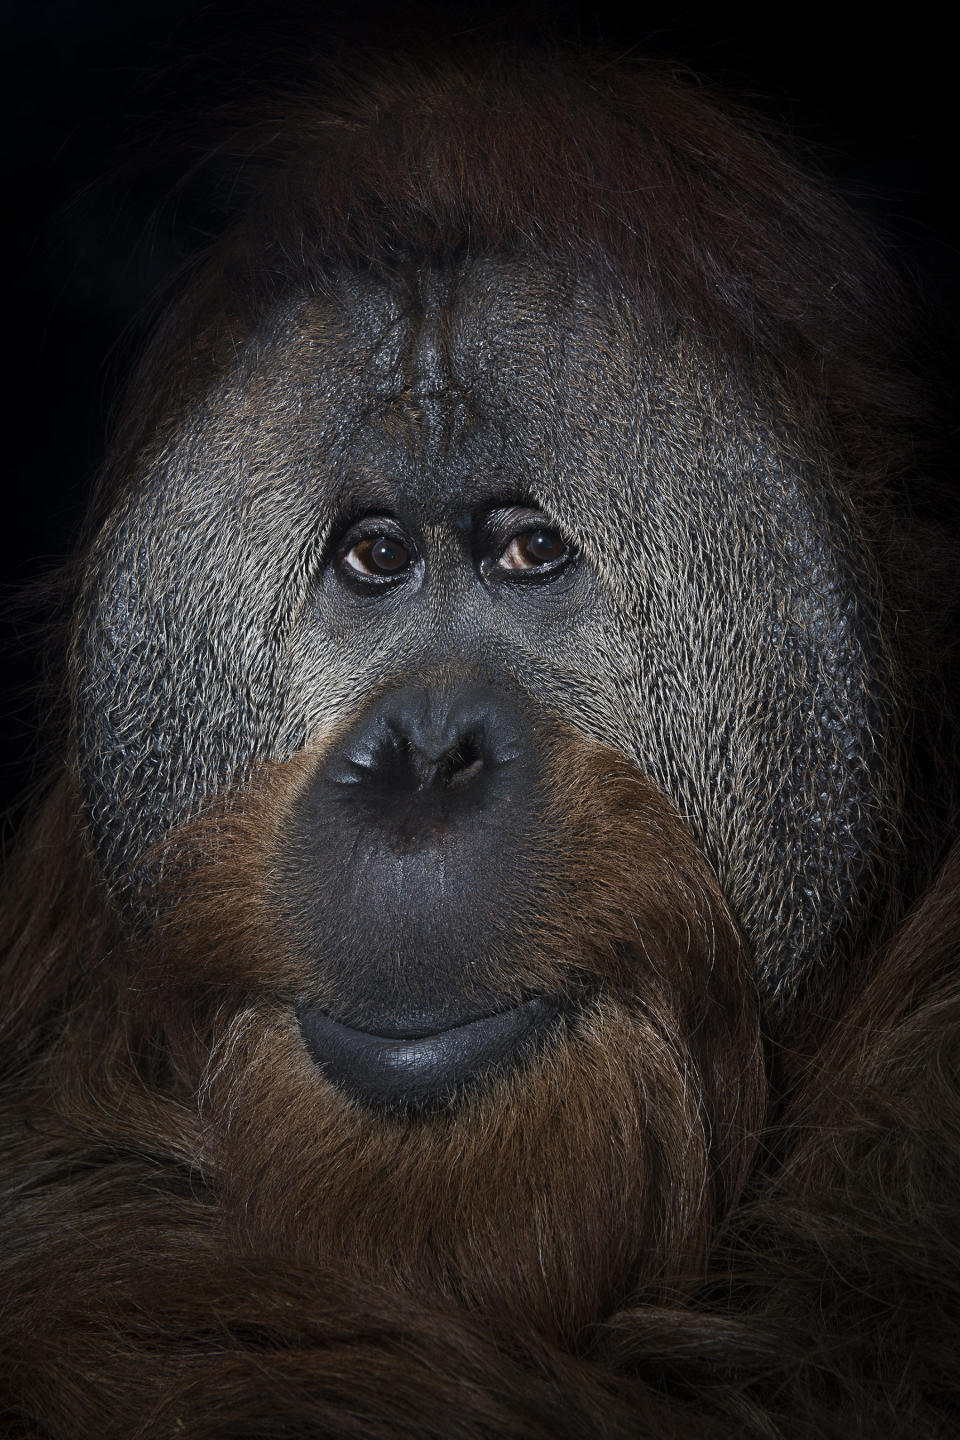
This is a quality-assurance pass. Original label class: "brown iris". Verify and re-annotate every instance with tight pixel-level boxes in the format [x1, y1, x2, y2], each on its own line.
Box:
[344, 534, 412, 577]
[498, 528, 568, 572]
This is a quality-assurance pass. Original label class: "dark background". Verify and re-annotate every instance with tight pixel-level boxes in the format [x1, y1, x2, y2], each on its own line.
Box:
[2, 2, 957, 815]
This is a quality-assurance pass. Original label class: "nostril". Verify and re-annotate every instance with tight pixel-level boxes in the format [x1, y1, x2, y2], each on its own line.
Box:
[406, 733, 485, 791]
[437, 734, 484, 790]
[327, 689, 527, 796]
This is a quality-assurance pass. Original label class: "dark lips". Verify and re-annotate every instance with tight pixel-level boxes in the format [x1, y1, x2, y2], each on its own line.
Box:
[297, 995, 561, 1109]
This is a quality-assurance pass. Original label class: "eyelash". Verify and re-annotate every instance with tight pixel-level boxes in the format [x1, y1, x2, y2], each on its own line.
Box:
[334, 513, 574, 587]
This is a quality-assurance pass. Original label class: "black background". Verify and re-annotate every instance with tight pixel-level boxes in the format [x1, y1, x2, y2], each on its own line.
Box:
[2, 3, 957, 814]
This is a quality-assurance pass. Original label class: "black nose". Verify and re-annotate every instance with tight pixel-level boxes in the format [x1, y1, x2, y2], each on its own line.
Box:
[325, 684, 525, 800]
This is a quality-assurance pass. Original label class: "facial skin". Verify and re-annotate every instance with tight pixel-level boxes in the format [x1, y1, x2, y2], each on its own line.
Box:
[77, 251, 889, 1051]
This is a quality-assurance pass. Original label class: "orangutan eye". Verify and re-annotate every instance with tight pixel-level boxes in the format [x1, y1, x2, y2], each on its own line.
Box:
[339, 525, 414, 583]
[496, 526, 571, 575]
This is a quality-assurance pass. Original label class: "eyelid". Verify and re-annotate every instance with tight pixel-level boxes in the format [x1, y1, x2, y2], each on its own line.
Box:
[478, 510, 575, 584]
[482, 505, 555, 555]
[335, 515, 408, 557]
[334, 516, 417, 585]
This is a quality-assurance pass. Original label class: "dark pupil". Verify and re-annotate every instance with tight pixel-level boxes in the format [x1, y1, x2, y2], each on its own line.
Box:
[370, 537, 408, 572]
[524, 529, 562, 563]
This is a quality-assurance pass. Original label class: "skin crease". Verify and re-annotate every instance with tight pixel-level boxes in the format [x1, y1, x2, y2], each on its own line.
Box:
[78, 257, 887, 1001]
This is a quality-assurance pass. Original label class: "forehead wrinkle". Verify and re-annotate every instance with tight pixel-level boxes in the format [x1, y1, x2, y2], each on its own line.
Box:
[356, 262, 482, 466]
[304, 258, 618, 525]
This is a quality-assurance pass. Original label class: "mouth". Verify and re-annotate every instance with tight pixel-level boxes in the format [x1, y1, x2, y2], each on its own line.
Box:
[296, 995, 562, 1109]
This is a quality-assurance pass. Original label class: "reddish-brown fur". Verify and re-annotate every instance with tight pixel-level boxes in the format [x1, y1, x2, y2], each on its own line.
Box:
[2, 52, 959, 1439]
[4, 738, 959, 1436]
